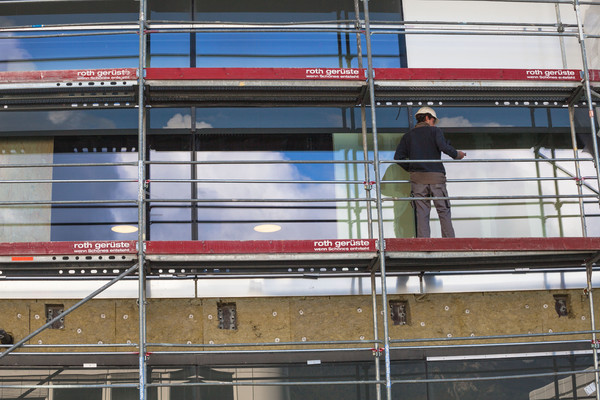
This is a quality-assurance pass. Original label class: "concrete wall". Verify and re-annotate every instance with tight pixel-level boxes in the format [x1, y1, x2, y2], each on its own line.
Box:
[0, 137, 53, 242]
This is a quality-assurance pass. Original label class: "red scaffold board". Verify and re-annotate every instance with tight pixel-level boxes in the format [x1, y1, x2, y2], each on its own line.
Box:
[145, 67, 585, 82]
[0, 241, 138, 257]
[145, 239, 377, 254]
[0, 68, 596, 83]
[384, 237, 600, 252]
[0, 68, 137, 83]
[374, 68, 583, 81]
[145, 67, 366, 81]
[0, 238, 597, 258]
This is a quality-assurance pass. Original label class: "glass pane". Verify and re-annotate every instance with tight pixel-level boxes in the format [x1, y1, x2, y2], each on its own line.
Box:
[437, 107, 532, 127]
[194, 0, 358, 23]
[149, 33, 190, 68]
[53, 388, 103, 400]
[191, 108, 355, 129]
[192, 149, 340, 240]
[50, 145, 138, 242]
[149, 0, 191, 21]
[533, 108, 549, 128]
[378, 107, 590, 238]
[426, 358, 556, 400]
[550, 108, 571, 128]
[148, 147, 192, 241]
[0, 32, 139, 71]
[195, 32, 357, 68]
[0, 1, 138, 26]
[0, 105, 594, 242]
[0, 110, 138, 133]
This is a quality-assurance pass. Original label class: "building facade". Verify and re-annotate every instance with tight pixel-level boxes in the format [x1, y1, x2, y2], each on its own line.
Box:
[0, 0, 600, 399]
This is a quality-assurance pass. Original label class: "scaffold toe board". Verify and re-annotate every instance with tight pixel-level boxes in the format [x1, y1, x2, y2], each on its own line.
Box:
[374, 68, 586, 104]
[145, 239, 378, 272]
[0, 69, 137, 110]
[383, 237, 600, 271]
[0, 238, 598, 276]
[145, 68, 366, 107]
[0, 67, 597, 108]
[0, 241, 138, 276]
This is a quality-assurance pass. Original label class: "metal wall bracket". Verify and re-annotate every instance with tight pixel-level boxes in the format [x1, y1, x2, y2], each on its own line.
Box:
[45, 304, 65, 329]
[389, 300, 408, 326]
[217, 302, 237, 330]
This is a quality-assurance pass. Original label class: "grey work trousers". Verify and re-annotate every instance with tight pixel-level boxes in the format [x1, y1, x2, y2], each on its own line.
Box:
[411, 182, 455, 238]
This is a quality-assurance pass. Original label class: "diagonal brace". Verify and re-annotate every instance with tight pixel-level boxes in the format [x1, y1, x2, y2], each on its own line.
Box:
[0, 263, 139, 361]
[587, 251, 600, 269]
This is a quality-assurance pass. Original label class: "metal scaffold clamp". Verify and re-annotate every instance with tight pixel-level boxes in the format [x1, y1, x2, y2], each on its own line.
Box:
[363, 180, 375, 190]
[136, 351, 152, 361]
[592, 340, 600, 349]
[371, 347, 385, 357]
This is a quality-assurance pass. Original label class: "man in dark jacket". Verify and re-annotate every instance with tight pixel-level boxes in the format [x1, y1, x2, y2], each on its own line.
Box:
[393, 107, 466, 238]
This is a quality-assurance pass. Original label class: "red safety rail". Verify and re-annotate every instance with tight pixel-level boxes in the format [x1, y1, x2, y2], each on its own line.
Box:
[145, 67, 365, 81]
[374, 68, 583, 82]
[146, 239, 377, 254]
[145, 67, 585, 82]
[1, 238, 596, 258]
[0, 68, 137, 83]
[0, 241, 138, 259]
[0, 67, 595, 83]
[589, 69, 600, 82]
[385, 237, 600, 252]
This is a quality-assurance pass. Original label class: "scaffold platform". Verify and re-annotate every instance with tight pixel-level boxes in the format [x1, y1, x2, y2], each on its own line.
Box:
[0, 238, 597, 277]
[0, 67, 596, 110]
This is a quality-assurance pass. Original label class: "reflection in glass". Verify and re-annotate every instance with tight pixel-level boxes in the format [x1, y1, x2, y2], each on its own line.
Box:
[191, 150, 339, 240]
[195, 32, 358, 68]
[149, 33, 190, 68]
[0, 354, 592, 399]
[51, 150, 138, 242]
[148, 148, 192, 241]
[0, 32, 139, 71]
[192, 0, 403, 23]
[0, 110, 138, 133]
[0, 1, 138, 26]
[0, 106, 596, 241]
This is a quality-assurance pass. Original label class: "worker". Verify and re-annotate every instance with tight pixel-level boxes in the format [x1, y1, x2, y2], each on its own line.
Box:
[393, 107, 466, 238]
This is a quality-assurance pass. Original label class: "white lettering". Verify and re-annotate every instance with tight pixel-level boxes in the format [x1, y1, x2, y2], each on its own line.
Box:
[94, 241, 131, 251]
[313, 240, 333, 247]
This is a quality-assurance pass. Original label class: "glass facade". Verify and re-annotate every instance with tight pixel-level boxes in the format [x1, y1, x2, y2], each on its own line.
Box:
[1, 105, 596, 241]
[0, 354, 594, 399]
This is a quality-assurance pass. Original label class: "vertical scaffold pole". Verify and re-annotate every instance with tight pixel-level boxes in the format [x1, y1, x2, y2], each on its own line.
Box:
[355, 0, 374, 240]
[574, 0, 600, 207]
[556, 4, 568, 68]
[355, 1, 380, 399]
[362, 0, 393, 399]
[573, 4, 600, 398]
[137, 0, 148, 398]
[586, 257, 600, 400]
[567, 104, 588, 236]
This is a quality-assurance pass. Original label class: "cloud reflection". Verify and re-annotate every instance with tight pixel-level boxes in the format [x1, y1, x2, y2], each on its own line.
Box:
[164, 113, 213, 129]
[0, 17, 36, 71]
[148, 150, 338, 240]
[437, 116, 505, 128]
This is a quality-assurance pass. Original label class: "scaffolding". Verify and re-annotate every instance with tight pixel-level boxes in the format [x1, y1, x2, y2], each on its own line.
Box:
[0, 0, 600, 399]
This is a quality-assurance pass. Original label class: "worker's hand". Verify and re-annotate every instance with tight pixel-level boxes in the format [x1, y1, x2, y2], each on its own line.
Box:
[456, 150, 466, 159]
